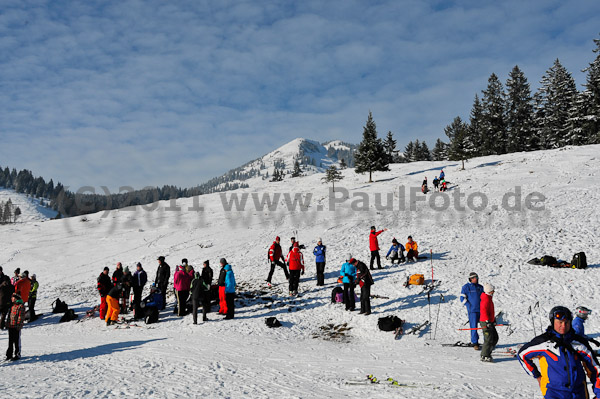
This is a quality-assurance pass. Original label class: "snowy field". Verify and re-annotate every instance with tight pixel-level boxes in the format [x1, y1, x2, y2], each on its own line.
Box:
[1, 144, 599, 398]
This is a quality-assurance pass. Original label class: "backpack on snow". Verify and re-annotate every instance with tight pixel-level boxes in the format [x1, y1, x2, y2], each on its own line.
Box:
[571, 252, 587, 269]
[265, 317, 282, 328]
[331, 287, 343, 303]
[408, 274, 425, 286]
[378, 315, 403, 332]
[540, 255, 558, 267]
[59, 309, 78, 323]
[52, 298, 69, 314]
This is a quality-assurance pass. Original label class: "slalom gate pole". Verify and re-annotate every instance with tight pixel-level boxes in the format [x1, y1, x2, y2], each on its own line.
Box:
[430, 249, 434, 284]
[433, 294, 444, 340]
[457, 324, 510, 331]
[428, 291, 432, 339]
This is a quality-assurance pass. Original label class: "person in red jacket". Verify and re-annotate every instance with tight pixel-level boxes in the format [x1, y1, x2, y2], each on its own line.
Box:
[480, 283, 498, 362]
[266, 236, 289, 286]
[286, 242, 305, 296]
[369, 226, 387, 270]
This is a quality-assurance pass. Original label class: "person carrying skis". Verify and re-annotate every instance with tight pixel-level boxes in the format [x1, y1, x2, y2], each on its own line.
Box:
[28, 274, 39, 321]
[433, 176, 440, 191]
[460, 272, 484, 350]
[354, 258, 374, 315]
[287, 242, 305, 296]
[405, 236, 419, 262]
[131, 263, 147, 318]
[0, 267, 14, 330]
[155, 256, 170, 310]
[266, 236, 289, 286]
[479, 283, 498, 362]
[112, 262, 124, 285]
[572, 306, 600, 346]
[313, 238, 327, 286]
[421, 176, 428, 194]
[340, 254, 356, 311]
[97, 267, 112, 320]
[386, 238, 405, 264]
[174, 263, 193, 316]
[5, 293, 25, 361]
[140, 284, 164, 324]
[105, 284, 123, 326]
[518, 306, 600, 399]
[369, 226, 387, 270]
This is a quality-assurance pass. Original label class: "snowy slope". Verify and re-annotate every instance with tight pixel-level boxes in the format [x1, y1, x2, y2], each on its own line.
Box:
[1, 145, 599, 398]
[0, 188, 58, 223]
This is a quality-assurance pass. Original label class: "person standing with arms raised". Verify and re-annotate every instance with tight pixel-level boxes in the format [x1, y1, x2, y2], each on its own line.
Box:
[369, 226, 387, 270]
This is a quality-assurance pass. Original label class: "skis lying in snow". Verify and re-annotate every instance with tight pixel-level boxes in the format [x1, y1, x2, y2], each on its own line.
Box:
[420, 280, 442, 295]
[403, 321, 430, 335]
[346, 375, 435, 389]
[442, 341, 476, 347]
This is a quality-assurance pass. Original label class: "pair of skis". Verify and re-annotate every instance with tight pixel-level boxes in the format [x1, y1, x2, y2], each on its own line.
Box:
[345, 375, 421, 388]
[396, 320, 430, 339]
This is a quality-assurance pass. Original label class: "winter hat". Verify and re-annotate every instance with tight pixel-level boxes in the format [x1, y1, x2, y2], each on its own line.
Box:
[468, 272, 478, 280]
[157, 256, 165, 261]
[182, 258, 188, 265]
[349, 258, 357, 264]
[318, 237, 322, 242]
[136, 262, 142, 268]
[103, 267, 110, 272]
[370, 226, 376, 230]
[31, 274, 36, 280]
[407, 235, 412, 240]
[293, 242, 299, 248]
[220, 258, 227, 265]
[15, 268, 20, 274]
[483, 283, 495, 294]
[116, 262, 122, 268]
[346, 253, 353, 261]
[124, 267, 130, 274]
[392, 238, 398, 244]
[275, 236, 280, 241]
[203, 260, 210, 267]
[23, 270, 29, 276]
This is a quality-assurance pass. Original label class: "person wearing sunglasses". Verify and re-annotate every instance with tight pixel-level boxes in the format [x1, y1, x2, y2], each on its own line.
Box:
[518, 306, 600, 399]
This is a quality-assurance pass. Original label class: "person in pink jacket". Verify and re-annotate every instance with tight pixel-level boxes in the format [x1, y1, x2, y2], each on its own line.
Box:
[173, 262, 194, 316]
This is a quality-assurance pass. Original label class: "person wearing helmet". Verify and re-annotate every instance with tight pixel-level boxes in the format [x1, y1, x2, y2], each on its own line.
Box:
[518, 306, 600, 399]
[460, 272, 484, 350]
[479, 283, 497, 362]
[572, 306, 600, 346]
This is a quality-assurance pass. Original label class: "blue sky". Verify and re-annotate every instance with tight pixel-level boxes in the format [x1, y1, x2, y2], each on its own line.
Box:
[1, 0, 599, 190]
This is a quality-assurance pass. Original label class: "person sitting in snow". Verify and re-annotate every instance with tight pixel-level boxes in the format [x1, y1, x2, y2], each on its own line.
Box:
[386, 238, 405, 264]
[405, 236, 419, 262]
[440, 179, 448, 192]
[140, 284, 164, 324]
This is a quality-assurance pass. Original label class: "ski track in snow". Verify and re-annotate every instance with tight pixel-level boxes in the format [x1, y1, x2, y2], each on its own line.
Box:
[1, 145, 599, 398]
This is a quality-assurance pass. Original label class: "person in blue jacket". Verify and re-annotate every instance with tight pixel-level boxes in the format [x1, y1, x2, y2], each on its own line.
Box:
[313, 239, 327, 286]
[518, 306, 600, 399]
[460, 272, 484, 349]
[140, 284, 164, 324]
[572, 306, 600, 345]
[340, 254, 356, 311]
[385, 238, 405, 264]
[223, 261, 236, 320]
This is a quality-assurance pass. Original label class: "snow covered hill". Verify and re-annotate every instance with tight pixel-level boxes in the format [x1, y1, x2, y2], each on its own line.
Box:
[0, 188, 58, 223]
[1, 145, 599, 398]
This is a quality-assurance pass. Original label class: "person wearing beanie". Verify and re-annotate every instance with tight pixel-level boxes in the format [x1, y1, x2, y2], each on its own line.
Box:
[154, 256, 170, 310]
[518, 306, 600, 399]
[105, 284, 123, 326]
[6, 293, 25, 361]
[121, 267, 132, 314]
[97, 267, 112, 320]
[140, 284, 163, 324]
[131, 263, 147, 319]
[173, 263, 194, 317]
[460, 272, 484, 350]
[11, 268, 20, 287]
[340, 257, 356, 311]
[112, 262, 124, 285]
[288, 237, 306, 254]
[266, 236, 289, 286]
[286, 242, 305, 296]
[369, 226, 387, 270]
[28, 274, 39, 321]
[0, 268, 14, 330]
[14, 272, 31, 308]
[217, 258, 228, 316]
[386, 238, 405, 264]
[354, 258, 374, 315]
[433, 176, 440, 191]
[479, 283, 497, 362]
[217, 259, 236, 319]
[313, 238, 327, 286]
[405, 236, 419, 262]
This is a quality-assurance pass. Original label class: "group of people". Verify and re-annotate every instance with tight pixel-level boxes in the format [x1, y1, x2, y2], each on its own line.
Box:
[460, 272, 600, 398]
[1, 266, 39, 361]
[421, 169, 447, 194]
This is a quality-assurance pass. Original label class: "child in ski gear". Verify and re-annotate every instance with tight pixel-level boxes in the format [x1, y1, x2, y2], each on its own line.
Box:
[354, 259, 374, 315]
[174, 264, 194, 316]
[479, 283, 498, 362]
[97, 267, 112, 320]
[460, 272, 484, 349]
[313, 238, 327, 286]
[340, 255, 356, 311]
[131, 263, 147, 317]
[28, 274, 39, 321]
[369, 226, 387, 270]
[440, 179, 447, 192]
[386, 238, 405, 264]
[405, 236, 418, 262]
[191, 260, 213, 324]
[267, 236, 289, 285]
[112, 262, 123, 285]
[141, 285, 164, 324]
[518, 306, 600, 399]
[6, 293, 25, 361]
[105, 284, 123, 326]
[572, 306, 599, 345]
[155, 256, 170, 310]
[433, 176, 439, 191]
[287, 242, 305, 296]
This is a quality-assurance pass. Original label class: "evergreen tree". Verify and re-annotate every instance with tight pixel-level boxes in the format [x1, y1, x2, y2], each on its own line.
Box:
[468, 94, 484, 157]
[534, 59, 578, 148]
[581, 35, 600, 144]
[14, 207, 21, 222]
[506, 65, 535, 152]
[321, 165, 344, 192]
[291, 160, 302, 177]
[445, 116, 471, 170]
[383, 131, 397, 164]
[404, 141, 415, 162]
[481, 73, 507, 155]
[431, 138, 448, 161]
[418, 141, 431, 161]
[354, 111, 390, 182]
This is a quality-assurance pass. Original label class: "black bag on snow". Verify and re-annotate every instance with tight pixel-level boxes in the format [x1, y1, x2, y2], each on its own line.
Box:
[265, 317, 282, 328]
[540, 255, 558, 266]
[331, 287, 343, 303]
[52, 298, 68, 314]
[571, 252, 587, 269]
[378, 315, 403, 332]
[59, 309, 78, 323]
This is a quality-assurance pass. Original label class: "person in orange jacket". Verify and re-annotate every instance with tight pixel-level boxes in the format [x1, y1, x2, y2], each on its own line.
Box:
[286, 242, 305, 296]
[405, 236, 419, 262]
[14, 271, 31, 304]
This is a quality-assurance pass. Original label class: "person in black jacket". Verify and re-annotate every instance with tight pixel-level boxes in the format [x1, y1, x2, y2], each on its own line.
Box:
[0, 267, 14, 330]
[97, 267, 112, 320]
[121, 267, 132, 313]
[155, 256, 170, 310]
[131, 263, 147, 318]
[191, 261, 213, 324]
[354, 259, 374, 315]
[112, 262, 124, 285]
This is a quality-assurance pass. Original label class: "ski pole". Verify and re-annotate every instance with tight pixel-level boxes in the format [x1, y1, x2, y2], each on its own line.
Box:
[535, 301, 541, 335]
[430, 249, 434, 285]
[428, 291, 432, 340]
[457, 324, 511, 331]
[433, 294, 444, 340]
[529, 305, 536, 336]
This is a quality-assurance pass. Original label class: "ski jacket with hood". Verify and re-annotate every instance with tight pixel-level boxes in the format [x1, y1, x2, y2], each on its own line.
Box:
[287, 248, 305, 271]
[174, 266, 193, 291]
[340, 262, 356, 284]
[460, 282, 484, 314]
[369, 230, 384, 251]
[479, 292, 495, 323]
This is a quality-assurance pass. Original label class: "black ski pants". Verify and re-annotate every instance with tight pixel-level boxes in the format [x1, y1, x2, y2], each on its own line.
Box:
[315, 262, 325, 286]
[289, 270, 301, 293]
[176, 290, 189, 316]
[360, 284, 371, 314]
[343, 282, 355, 310]
[225, 293, 235, 319]
[370, 251, 381, 269]
[6, 328, 21, 359]
[267, 260, 289, 283]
